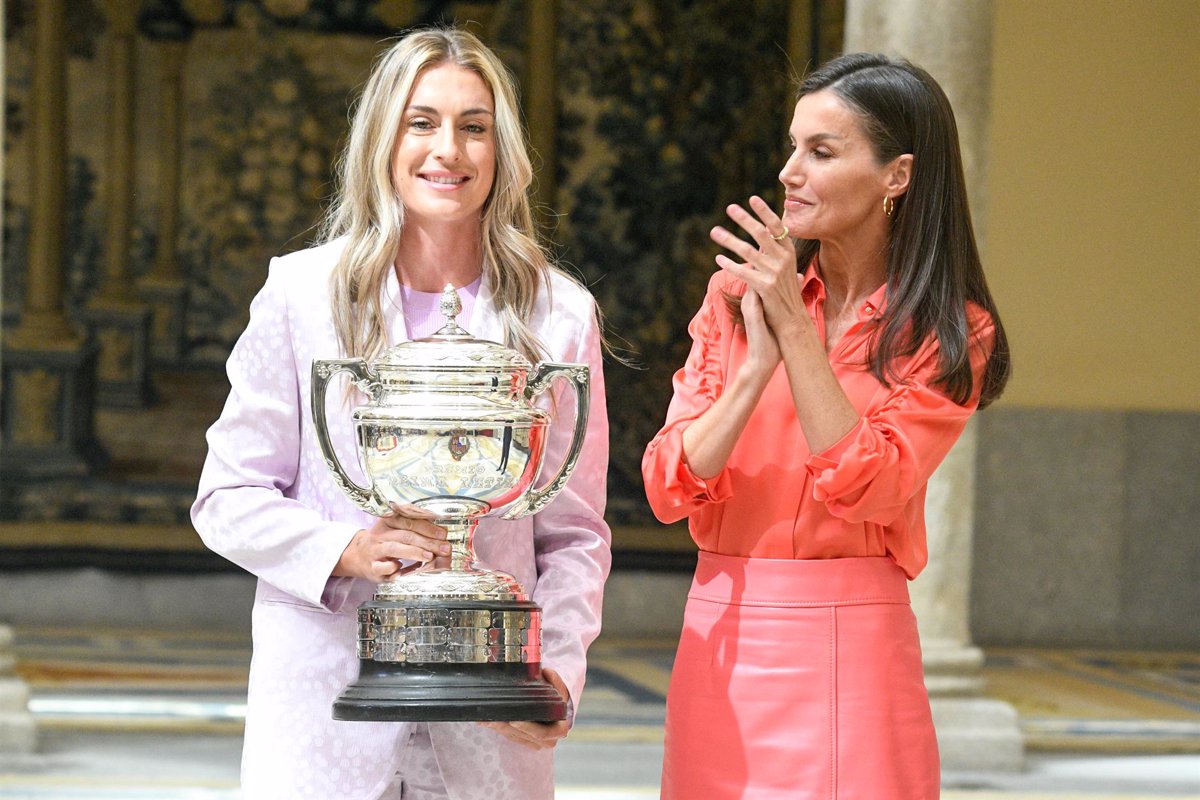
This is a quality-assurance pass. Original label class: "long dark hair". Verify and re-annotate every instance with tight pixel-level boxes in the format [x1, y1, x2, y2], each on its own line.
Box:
[779, 53, 1010, 408]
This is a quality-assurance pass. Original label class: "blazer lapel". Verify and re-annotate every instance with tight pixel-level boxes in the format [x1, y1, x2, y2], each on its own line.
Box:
[381, 264, 411, 346]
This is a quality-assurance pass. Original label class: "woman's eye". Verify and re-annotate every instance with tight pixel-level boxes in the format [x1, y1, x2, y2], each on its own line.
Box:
[464, 123, 487, 135]
[408, 118, 434, 131]
[812, 148, 833, 159]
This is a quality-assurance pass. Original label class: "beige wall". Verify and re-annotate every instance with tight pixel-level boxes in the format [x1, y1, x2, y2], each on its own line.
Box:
[986, 0, 1200, 410]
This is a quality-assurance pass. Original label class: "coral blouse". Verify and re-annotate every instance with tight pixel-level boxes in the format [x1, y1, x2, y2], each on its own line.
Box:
[641, 266, 994, 579]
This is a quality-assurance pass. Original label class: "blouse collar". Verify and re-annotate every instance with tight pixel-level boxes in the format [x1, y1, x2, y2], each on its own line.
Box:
[803, 258, 888, 321]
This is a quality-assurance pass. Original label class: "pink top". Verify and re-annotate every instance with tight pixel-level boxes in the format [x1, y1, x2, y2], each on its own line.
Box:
[399, 276, 482, 340]
[641, 266, 995, 579]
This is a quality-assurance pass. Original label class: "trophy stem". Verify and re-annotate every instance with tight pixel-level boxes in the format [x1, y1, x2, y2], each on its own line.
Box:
[445, 519, 478, 572]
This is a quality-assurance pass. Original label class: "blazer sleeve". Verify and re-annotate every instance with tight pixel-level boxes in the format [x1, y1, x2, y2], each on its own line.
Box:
[529, 294, 612, 713]
[805, 312, 997, 526]
[640, 273, 736, 523]
[190, 260, 360, 610]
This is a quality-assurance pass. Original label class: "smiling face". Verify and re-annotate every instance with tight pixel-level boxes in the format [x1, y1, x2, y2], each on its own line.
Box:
[778, 89, 910, 244]
[392, 63, 496, 228]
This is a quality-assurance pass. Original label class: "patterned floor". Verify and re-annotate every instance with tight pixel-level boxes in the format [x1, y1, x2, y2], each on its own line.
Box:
[4, 628, 1200, 799]
[10, 627, 1200, 753]
[985, 648, 1200, 753]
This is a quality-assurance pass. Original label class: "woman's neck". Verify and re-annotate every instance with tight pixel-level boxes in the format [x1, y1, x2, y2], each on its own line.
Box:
[394, 216, 485, 291]
[817, 228, 889, 314]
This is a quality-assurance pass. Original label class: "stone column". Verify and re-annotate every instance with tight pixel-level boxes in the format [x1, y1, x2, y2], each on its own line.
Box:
[844, 0, 1023, 772]
[0, 625, 36, 754]
[138, 38, 189, 365]
[526, 0, 558, 224]
[0, 0, 105, 480]
[82, 0, 154, 407]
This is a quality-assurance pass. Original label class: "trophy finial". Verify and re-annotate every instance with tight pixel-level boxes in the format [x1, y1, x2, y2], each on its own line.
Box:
[440, 284, 462, 324]
[432, 284, 470, 338]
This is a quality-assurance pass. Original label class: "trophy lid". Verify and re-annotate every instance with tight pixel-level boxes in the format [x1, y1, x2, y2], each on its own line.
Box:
[372, 284, 533, 374]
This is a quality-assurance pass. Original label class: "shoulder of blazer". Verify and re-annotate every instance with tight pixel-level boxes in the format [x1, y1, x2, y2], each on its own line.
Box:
[258, 239, 350, 331]
[270, 237, 348, 277]
[539, 270, 597, 329]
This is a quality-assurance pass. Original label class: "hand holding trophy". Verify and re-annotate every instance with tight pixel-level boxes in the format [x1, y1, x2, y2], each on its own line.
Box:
[312, 286, 589, 722]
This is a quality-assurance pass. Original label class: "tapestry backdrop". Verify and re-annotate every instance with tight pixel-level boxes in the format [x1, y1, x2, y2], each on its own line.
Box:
[2, 0, 844, 522]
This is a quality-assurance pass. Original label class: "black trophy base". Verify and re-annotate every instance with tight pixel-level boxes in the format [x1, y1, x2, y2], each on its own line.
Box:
[333, 659, 567, 722]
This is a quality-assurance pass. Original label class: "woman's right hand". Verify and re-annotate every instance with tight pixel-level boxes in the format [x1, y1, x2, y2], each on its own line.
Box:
[741, 287, 782, 379]
[333, 504, 451, 583]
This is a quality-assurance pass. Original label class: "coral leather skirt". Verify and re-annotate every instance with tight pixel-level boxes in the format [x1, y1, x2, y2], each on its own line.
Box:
[661, 553, 939, 800]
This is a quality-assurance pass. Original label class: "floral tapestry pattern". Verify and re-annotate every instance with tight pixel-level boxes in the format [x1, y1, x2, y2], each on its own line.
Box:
[3, 0, 843, 522]
[554, 0, 806, 515]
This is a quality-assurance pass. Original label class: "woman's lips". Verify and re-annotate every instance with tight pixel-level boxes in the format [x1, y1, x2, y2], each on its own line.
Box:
[419, 173, 470, 190]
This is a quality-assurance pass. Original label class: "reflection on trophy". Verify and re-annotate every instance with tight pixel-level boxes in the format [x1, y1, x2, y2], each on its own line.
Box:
[311, 286, 588, 722]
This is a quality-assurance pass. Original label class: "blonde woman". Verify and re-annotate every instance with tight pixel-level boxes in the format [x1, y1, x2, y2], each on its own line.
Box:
[193, 28, 610, 800]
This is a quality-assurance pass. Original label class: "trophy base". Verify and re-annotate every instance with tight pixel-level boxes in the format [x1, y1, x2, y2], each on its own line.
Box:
[335, 593, 566, 722]
[333, 660, 567, 722]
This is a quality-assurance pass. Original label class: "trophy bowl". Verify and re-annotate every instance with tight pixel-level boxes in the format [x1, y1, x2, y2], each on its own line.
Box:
[311, 287, 588, 722]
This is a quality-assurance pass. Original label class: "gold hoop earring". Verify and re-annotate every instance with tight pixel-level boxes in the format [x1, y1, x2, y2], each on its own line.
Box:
[883, 196, 895, 217]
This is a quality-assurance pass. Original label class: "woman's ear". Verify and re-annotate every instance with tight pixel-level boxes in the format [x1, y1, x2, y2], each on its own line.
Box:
[887, 153, 914, 197]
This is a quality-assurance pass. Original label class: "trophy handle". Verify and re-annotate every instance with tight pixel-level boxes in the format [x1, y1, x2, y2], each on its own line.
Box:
[502, 362, 590, 520]
[311, 359, 390, 516]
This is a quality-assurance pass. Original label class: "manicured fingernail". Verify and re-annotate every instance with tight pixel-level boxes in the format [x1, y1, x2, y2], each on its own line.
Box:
[440, 544, 452, 555]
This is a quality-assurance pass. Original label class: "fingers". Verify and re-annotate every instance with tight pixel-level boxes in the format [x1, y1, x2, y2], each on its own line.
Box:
[372, 558, 404, 582]
[344, 513, 453, 583]
[478, 718, 570, 751]
[712, 196, 787, 253]
[476, 666, 572, 751]
[710, 196, 794, 291]
[740, 286, 764, 319]
[740, 290, 782, 370]
[748, 195, 786, 237]
[382, 504, 448, 539]
[709, 223, 761, 265]
[740, 289, 772, 341]
[376, 538, 446, 564]
[542, 667, 569, 699]
[368, 519, 449, 557]
[388, 502, 438, 519]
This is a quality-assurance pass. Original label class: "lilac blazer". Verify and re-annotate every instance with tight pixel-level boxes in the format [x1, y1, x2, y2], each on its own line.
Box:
[192, 239, 611, 800]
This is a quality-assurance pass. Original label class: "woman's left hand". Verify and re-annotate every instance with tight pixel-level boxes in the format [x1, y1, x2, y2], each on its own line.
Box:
[478, 667, 571, 750]
[711, 195, 809, 338]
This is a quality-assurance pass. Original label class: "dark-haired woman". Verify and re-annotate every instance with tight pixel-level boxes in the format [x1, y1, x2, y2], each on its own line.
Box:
[642, 52, 1009, 799]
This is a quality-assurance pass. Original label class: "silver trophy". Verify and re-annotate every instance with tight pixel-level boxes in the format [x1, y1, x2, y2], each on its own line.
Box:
[311, 286, 588, 722]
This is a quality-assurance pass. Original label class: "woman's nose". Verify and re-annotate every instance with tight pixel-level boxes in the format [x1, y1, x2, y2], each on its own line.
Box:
[433, 127, 462, 163]
[778, 151, 802, 186]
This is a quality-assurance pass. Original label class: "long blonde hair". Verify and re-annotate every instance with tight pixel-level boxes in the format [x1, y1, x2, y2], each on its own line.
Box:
[321, 27, 569, 362]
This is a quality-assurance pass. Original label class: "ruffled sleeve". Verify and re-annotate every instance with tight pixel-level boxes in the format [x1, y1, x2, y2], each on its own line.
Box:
[641, 273, 737, 523]
[806, 312, 996, 526]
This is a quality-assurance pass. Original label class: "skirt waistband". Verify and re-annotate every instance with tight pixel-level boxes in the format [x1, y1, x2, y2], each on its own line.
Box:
[690, 552, 910, 607]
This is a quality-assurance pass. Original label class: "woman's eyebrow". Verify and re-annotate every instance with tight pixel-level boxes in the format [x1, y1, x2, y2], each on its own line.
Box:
[406, 104, 494, 117]
[802, 132, 844, 144]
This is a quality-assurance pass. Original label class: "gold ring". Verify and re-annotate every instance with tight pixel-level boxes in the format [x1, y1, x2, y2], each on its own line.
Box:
[770, 228, 789, 242]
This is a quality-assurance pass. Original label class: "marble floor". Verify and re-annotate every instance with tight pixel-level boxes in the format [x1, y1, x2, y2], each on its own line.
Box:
[2, 627, 1198, 798]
